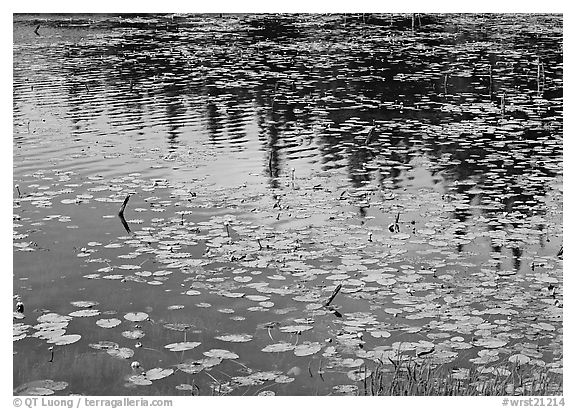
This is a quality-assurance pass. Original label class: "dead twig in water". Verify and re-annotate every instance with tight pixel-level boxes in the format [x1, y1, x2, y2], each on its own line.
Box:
[268, 153, 274, 176]
[324, 283, 342, 307]
[488, 64, 493, 96]
[119, 194, 131, 217]
[118, 194, 132, 234]
[388, 212, 401, 233]
[365, 121, 377, 146]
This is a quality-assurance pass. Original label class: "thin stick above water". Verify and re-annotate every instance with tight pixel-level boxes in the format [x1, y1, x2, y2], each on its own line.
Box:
[324, 283, 342, 307]
[118, 194, 132, 234]
[118, 194, 131, 217]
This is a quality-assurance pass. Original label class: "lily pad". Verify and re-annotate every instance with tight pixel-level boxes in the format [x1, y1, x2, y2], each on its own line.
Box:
[16, 387, 54, 396]
[177, 357, 222, 374]
[294, 342, 322, 357]
[370, 330, 391, 338]
[47, 334, 81, 345]
[122, 330, 145, 339]
[107, 347, 135, 359]
[258, 390, 276, 396]
[347, 367, 372, 382]
[164, 342, 201, 352]
[96, 318, 122, 328]
[473, 338, 508, 349]
[89, 341, 119, 350]
[279, 325, 313, 333]
[262, 342, 295, 353]
[70, 301, 99, 308]
[509, 354, 531, 365]
[69, 309, 100, 318]
[145, 368, 174, 380]
[127, 375, 152, 386]
[214, 334, 253, 343]
[203, 349, 239, 359]
[124, 312, 149, 322]
[14, 380, 68, 396]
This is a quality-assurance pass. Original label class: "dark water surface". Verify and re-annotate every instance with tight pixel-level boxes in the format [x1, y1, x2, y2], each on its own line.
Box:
[13, 14, 562, 396]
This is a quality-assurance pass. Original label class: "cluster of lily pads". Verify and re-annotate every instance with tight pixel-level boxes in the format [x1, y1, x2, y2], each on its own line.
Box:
[13, 161, 562, 395]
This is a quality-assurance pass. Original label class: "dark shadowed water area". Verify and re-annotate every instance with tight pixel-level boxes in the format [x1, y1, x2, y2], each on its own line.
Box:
[13, 13, 562, 396]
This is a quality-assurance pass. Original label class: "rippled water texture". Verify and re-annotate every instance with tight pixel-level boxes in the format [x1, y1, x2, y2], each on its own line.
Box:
[13, 14, 562, 396]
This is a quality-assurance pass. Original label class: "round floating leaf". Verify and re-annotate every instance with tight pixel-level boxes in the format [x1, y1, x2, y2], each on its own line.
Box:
[340, 358, 364, 368]
[70, 301, 99, 308]
[179, 356, 223, 374]
[294, 342, 322, 357]
[19, 387, 54, 396]
[48, 334, 81, 345]
[496, 270, 516, 277]
[163, 323, 193, 332]
[89, 341, 119, 350]
[164, 342, 201, 352]
[41, 380, 68, 391]
[509, 354, 530, 365]
[262, 342, 295, 353]
[245, 295, 269, 302]
[333, 384, 358, 394]
[69, 309, 100, 318]
[127, 375, 152, 386]
[347, 367, 372, 382]
[274, 375, 295, 384]
[203, 349, 239, 359]
[214, 334, 253, 343]
[103, 275, 123, 280]
[124, 312, 149, 322]
[376, 278, 397, 286]
[122, 330, 145, 339]
[533, 322, 555, 331]
[473, 338, 507, 349]
[145, 368, 174, 381]
[251, 371, 281, 381]
[14, 323, 29, 337]
[96, 318, 122, 328]
[14, 380, 68, 396]
[118, 264, 141, 270]
[177, 363, 204, 375]
[370, 330, 391, 338]
[279, 325, 313, 333]
[221, 292, 244, 298]
[258, 390, 276, 396]
[107, 347, 134, 359]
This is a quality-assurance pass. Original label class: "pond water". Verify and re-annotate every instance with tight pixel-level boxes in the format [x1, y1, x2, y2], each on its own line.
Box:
[13, 13, 563, 396]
